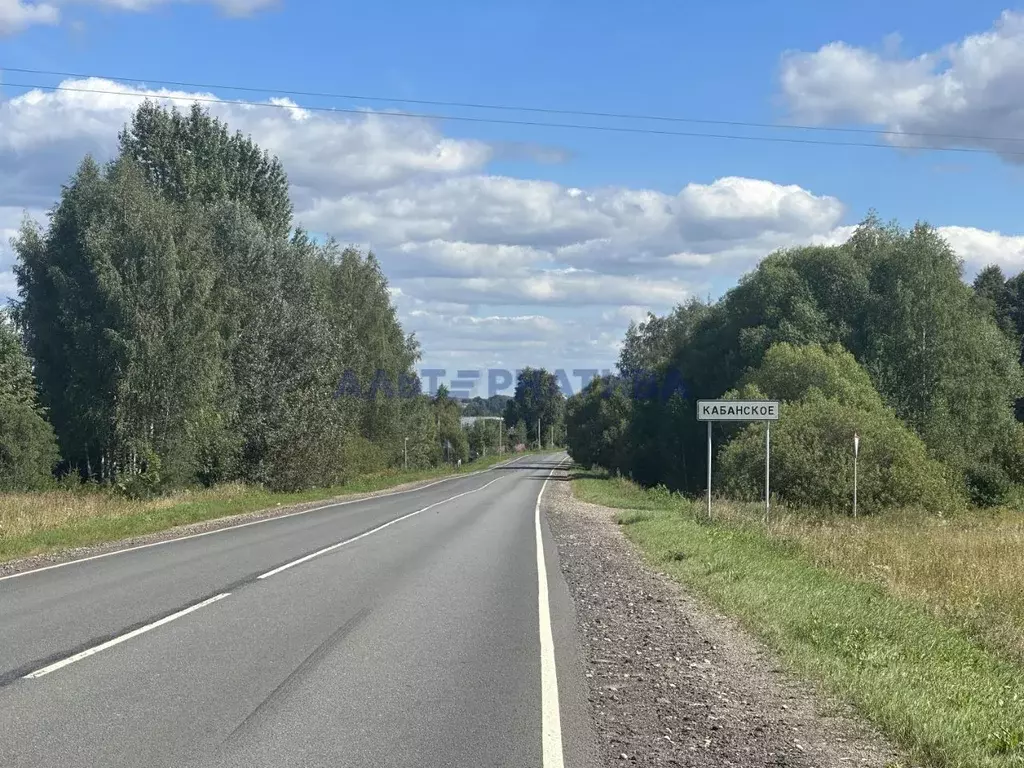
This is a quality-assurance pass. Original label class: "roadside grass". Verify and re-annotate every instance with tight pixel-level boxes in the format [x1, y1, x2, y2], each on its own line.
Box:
[0, 450, 549, 563]
[573, 470, 1024, 768]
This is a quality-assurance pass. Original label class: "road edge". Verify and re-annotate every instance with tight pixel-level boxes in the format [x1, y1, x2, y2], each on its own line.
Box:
[0, 452, 545, 581]
[539, 458, 605, 768]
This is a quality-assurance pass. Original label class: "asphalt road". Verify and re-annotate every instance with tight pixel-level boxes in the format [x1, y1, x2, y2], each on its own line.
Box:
[0, 453, 600, 768]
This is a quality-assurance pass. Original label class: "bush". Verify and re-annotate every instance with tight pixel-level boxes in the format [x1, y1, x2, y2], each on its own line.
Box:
[965, 462, 1011, 507]
[115, 447, 165, 500]
[0, 399, 60, 492]
[719, 393, 964, 515]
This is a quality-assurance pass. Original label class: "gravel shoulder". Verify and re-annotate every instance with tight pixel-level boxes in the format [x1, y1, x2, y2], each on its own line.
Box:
[544, 469, 902, 768]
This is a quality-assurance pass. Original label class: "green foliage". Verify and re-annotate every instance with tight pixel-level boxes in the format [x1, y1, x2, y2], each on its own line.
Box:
[0, 312, 60, 491]
[461, 395, 510, 417]
[465, 418, 501, 458]
[114, 445, 164, 500]
[973, 265, 1017, 340]
[965, 462, 1012, 507]
[8, 100, 441, 494]
[503, 368, 565, 447]
[118, 101, 292, 239]
[568, 214, 1024, 511]
[565, 376, 632, 470]
[718, 344, 964, 514]
[719, 393, 963, 515]
[737, 342, 886, 412]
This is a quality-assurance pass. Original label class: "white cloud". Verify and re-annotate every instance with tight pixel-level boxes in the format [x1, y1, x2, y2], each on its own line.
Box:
[86, 0, 276, 13]
[0, 0, 274, 35]
[779, 10, 1024, 161]
[390, 240, 552, 278]
[0, 78, 491, 209]
[938, 226, 1024, 275]
[307, 174, 845, 279]
[393, 270, 695, 307]
[4, 75, 1024, 373]
[0, 0, 59, 35]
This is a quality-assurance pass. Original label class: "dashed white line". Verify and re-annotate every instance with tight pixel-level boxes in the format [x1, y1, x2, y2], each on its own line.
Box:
[256, 474, 507, 580]
[0, 454, 533, 583]
[537, 457, 568, 768]
[23, 593, 232, 679]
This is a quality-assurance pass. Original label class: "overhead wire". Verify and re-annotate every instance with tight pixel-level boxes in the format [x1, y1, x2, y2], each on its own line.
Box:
[0, 69, 1020, 158]
[4, 65, 1024, 146]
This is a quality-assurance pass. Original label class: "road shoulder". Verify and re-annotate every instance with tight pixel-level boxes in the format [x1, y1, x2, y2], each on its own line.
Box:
[543, 467, 900, 767]
[0, 457, 531, 580]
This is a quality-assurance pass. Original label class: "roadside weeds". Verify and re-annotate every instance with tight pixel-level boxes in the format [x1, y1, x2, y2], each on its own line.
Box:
[565, 470, 1024, 767]
[0, 451, 546, 576]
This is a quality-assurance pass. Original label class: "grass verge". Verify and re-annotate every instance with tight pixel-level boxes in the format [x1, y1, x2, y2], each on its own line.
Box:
[0, 450, 551, 564]
[573, 470, 1024, 768]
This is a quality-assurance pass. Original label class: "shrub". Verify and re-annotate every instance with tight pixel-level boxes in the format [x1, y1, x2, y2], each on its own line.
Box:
[0, 398, 60, 492]
[965, 462, 1011, 507]
[115, 447, 165, 500]
[719, 393, 964, 515]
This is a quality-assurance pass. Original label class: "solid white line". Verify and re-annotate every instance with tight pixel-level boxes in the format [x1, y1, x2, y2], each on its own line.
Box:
[537, 457, 567, 768]
[23, 592, 232, 679]
[256, 474, 507, 580]
[0, 454, 534, 584]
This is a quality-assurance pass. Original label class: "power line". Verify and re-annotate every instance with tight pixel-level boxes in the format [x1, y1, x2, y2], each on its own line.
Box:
[5, 64, 1024, 146]
[2, 78, 1022, 158]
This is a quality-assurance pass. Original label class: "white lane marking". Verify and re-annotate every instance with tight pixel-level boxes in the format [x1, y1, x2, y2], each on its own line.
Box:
[257, 474, 507, 580]
[0, 455, 534, 584]
[23, 592, 232, 679]
[537, 457, 568, 768]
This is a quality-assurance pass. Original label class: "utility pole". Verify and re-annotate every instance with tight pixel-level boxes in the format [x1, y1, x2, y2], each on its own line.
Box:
[404, 437, 408, 471]
[537, 418, 541, 450]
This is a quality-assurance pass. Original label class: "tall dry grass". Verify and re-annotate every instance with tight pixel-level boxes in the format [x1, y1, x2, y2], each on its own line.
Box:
[0, 483, 253, 540]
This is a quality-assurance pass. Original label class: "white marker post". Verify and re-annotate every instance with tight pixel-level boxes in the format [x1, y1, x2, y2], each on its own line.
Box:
[765, 421, 771, 524]
[853, 431, 859, 519]
[697, 400, 780, 523]
[706, 421, 712, 519]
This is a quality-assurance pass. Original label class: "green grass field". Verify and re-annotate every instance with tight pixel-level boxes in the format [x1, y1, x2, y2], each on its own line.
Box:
[573, 470, 1024, 768]
[0, 450, 550, 564]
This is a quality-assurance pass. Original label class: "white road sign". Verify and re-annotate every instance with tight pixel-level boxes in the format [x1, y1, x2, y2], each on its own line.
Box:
[696, 400, 780, 421]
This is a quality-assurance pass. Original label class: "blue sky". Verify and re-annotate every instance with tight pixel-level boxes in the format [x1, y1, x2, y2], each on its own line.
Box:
[3, 1, 1024, 395]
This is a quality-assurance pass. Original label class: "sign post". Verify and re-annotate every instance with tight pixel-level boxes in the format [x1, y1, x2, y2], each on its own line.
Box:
[853, 431, 859, 519]
[696, 400, 780, 523]
[765, 421, 771, 524]
[706, 421, 712, 519]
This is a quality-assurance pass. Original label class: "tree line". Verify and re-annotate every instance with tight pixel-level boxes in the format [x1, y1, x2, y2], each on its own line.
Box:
[566, 215, 1024, 513]
[0, 102, 557, 496]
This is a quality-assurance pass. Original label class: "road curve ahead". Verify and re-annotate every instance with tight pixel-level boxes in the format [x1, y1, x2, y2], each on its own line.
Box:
[0, 453, 599, 768]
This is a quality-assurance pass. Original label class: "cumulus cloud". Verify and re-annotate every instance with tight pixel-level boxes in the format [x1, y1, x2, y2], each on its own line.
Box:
[307, 174, 845, 278]
[86, 0, 276, 14]
[4, 74, 1024, 373]
[0, 78, 491, 209]
[779, 10, 1024, 161]
[0, 0, 59, 35]
[393, 270, 695, 307]
[938, 226, 1024, 276]
[0, 0, 274, 35]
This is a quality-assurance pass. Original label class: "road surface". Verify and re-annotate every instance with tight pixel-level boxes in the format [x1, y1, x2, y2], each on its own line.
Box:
[0, 453, 599, 768]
